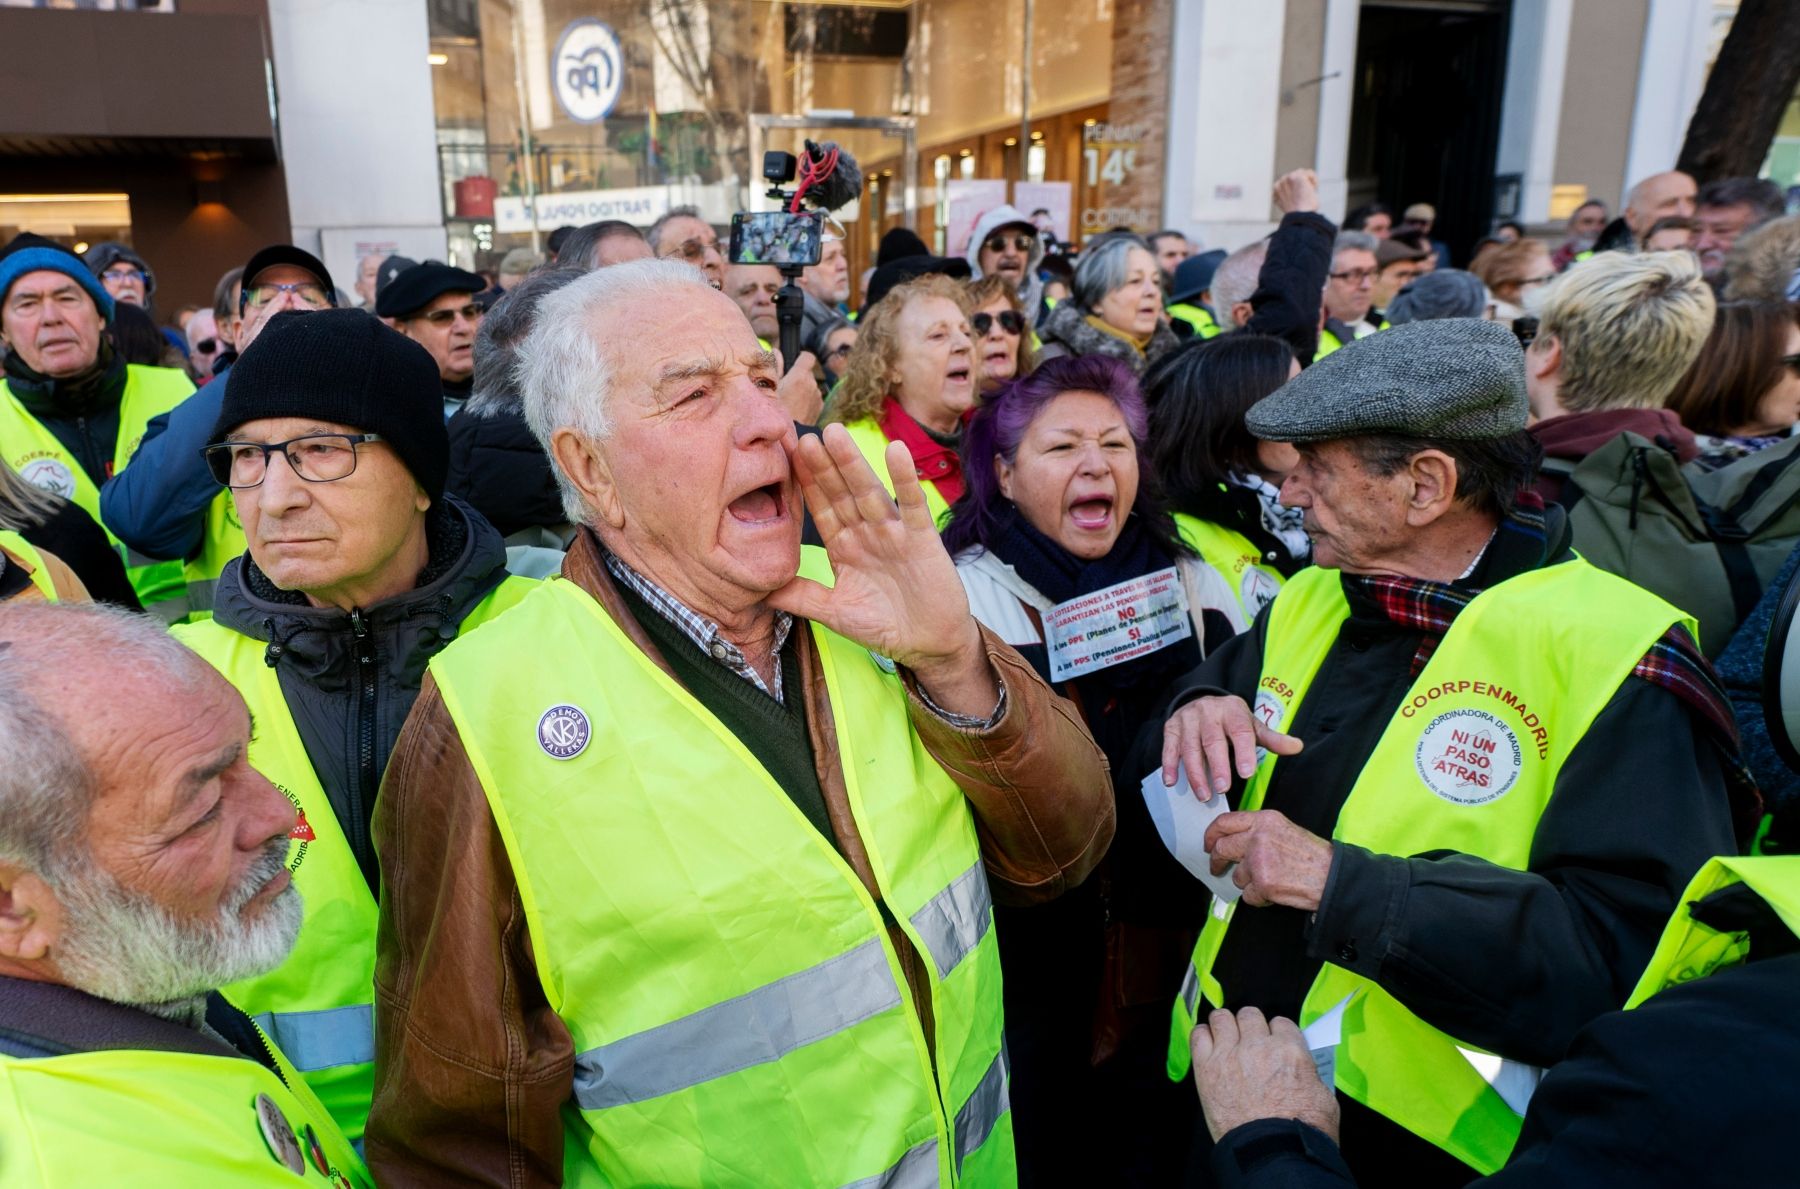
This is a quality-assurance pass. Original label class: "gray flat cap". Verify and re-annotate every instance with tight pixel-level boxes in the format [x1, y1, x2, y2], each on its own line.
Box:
[1247, 317, 1527, 443]
[1388, 269, 1490, 325]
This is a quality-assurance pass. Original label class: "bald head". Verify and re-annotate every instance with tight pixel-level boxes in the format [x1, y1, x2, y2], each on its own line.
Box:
[1625, 171, 1697, 236]
[1210, 242, 1269, 328]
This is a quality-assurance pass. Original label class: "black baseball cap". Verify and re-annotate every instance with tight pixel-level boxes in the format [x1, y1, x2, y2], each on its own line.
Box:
[238, 246, 338, 311]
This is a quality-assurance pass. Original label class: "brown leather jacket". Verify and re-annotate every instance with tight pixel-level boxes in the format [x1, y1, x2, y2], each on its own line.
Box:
[0, 541, 87, 604]
[367, 530, 1116, 1186]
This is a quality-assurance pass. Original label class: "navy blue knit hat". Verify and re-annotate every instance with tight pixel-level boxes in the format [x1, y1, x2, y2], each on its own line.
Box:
[0, 234, 114, 322]
[214, 309, 449, 499]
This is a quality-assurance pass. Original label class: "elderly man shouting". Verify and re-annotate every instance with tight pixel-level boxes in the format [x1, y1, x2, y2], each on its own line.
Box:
[367, 259, 1114, 1186]
[0, 602, 370, 1186]
[1155, 318, 1748, 1185]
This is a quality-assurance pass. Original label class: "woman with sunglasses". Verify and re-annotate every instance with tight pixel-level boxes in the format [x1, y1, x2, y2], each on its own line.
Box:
[966, 275, 1036, 394]
[823, 273, 976, 525]
[1036, 233, 1181, 376]
[801, 311, 858, 391]
[1666, 301, 1800, 470]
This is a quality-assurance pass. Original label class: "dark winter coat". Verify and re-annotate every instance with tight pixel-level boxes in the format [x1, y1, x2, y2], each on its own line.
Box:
[1140, 505, 1738, 1184]
[445, 401, 568, 541]
[1034, 303, 1182, 375]
[1207, 888, 1800, 1189]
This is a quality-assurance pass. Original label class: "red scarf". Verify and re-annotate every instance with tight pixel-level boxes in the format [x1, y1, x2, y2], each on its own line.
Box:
[878, 397, 965, 505]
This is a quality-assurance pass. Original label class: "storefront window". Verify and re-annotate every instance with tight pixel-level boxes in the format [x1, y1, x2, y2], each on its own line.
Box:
[425, 0, 1173, 290]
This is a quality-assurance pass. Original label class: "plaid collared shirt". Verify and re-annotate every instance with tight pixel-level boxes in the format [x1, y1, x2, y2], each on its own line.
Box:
[603, 547, 1006, 729]
[603, 549, 795, 701]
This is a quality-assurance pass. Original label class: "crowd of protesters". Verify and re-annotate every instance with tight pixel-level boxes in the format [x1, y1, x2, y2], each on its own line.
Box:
[1, 158, 1799, 1189]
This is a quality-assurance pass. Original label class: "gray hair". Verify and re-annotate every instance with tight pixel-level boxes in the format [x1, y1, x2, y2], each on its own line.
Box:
[0, 460, 59, 532]
[559, 220, 646, 271]
[647, 205, 706, 254]
[516, 258, 716, 524]
[1209, 241, 1269, 319]
[1333, 230, 1379, 258]
[468, 266, 586, 419]
[1072, 233, 1153, 311]
[0, 603, 207, 872]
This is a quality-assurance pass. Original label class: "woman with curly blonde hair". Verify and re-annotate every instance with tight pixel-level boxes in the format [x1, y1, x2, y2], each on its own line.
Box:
[824, 272, 974, 523]
[964, 274, 1036, 394]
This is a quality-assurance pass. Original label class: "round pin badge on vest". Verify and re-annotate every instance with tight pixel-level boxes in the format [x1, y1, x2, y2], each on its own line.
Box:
[304, 1123, 329, 1176]
[537, 703, 592, 760]
[254, 1092, 306, 1176]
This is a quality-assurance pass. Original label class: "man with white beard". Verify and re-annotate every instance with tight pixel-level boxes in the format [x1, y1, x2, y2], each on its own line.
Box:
[0, 602, 371, 1186]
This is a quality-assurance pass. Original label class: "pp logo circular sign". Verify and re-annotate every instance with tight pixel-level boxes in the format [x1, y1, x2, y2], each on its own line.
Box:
[553, 19, 623, 124]
[1414, 709, 1522, 806]
[537, 704, 591, 760]
[19, 458, 76, 500]
[1250, 689, 1285, 766]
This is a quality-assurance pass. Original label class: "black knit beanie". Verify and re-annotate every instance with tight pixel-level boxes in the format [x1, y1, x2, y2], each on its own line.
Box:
[214, 309, 448, 500]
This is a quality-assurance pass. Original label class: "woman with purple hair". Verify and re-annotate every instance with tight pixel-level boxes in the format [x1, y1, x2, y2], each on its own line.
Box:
[940, 354, 1240, 1186]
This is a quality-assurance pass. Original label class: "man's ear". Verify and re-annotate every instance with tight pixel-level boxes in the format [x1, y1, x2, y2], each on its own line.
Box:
[1231, 301, 1255, 329]
[550, 429, 622, 528]
[1529, 335, 1562, 382]
[0, 863, 62, 966]
[1403, 450, 1460, 527]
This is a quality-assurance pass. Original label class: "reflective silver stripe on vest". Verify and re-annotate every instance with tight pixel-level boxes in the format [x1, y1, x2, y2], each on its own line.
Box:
[839, 1138, 939, 1189]
[907, 861, 992, 979]
[953, 1047, 1010, 1174]
[253, 1003, 375, 1071]
[1179, 962, 1200, 1018]
[186, 577, 218, 614]
[572, 936, 903, 1111]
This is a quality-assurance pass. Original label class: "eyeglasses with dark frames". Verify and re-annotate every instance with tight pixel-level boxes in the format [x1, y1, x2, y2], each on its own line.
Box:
[418, 303, 482, 326]
[202, 433, 384, 489]
[971, 310, 1025, 337]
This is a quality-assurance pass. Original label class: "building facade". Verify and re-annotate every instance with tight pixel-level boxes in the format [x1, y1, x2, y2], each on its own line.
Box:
[1, 0, 1791, 315]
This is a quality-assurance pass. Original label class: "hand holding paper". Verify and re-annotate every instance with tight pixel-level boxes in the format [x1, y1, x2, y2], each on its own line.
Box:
[1138, 765, 1242, 907]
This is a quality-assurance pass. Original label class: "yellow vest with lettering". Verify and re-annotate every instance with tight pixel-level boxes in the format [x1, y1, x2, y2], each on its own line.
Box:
[0, 364, 192, 615]
[1166, 561, 1688, 1174]
[173, 573, 536, 1143]
[842, 416, 954, 527]
[1172, 512, 1284, 624]
[0, 1021, 370, 1187]
[1623, 856, 1800, 1009]
[428, 559, 1014, 1186]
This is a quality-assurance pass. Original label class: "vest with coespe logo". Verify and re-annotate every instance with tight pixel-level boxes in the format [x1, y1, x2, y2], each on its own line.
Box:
[1173, 512, 1284, 625]
[1166, 560, 1689, 1175]
[0, 364, 193, 615]
[427, 552, 1014, 1187]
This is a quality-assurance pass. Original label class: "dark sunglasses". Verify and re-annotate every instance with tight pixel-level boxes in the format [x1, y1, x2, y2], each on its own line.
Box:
[193, 337, 218, 354]
[419, 303, 482, 326]
[971, 310, 1024, 337]
[1512, 315, 1540, 348]
[984, 233, 1035, 254]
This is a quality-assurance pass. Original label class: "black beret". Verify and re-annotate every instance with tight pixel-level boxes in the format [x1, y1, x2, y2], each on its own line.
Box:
[375, 262, 487, 319]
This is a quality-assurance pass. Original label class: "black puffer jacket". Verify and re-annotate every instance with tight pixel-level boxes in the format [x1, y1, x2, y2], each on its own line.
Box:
[210, 497, 510, 891]
[445, 401, 568, 541]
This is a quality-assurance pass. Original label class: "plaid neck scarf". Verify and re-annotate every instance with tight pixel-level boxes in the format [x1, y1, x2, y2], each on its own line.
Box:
[1343, 501, 1763, 841]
